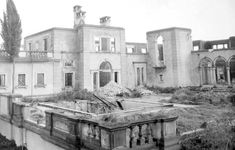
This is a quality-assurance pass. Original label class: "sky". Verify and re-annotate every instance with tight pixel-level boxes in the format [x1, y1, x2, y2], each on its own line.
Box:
[0, 0, 235, 44]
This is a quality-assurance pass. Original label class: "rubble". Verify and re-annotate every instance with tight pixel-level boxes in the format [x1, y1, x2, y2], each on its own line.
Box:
[134, 86, 154, 96]
[97, 81, 131, 97]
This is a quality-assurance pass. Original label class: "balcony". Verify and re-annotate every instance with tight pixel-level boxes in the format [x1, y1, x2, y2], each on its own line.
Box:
[153, 60, 166, 69]
[0, 50, 53, 61]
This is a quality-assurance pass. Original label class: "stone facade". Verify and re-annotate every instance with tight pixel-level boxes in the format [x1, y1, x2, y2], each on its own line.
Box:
[0, 5, 234, 96]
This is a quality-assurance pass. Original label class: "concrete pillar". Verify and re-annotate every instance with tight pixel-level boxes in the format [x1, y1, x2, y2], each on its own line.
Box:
[227, 67, 231, 85]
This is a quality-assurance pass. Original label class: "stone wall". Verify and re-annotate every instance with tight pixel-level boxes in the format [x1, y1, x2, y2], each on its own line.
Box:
[146, 27, 193, 87]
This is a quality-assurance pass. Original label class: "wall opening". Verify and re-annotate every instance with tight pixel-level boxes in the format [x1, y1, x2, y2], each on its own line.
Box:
[99, 61, 112, 87]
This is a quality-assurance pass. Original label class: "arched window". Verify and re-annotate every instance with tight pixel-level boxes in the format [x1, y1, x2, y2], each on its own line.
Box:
[199, 57, 213, 85]
[215, 57, 227, 83]
[100, 61, 112, 70]
[99, 61, 112, 87]
[157, 36, 164, 61]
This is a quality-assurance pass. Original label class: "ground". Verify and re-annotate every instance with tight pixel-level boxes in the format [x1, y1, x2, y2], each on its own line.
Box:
[124, 94, 235, 134]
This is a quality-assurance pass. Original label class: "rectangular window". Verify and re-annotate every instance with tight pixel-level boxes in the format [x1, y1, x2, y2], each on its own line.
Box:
[93, 72, 98, 90]
[29, 43, 32, 51]
[224, 44, 228, 49]
[101, 37, 110, 51]
[43, 39, 48, 51]
[114, 72, 118, 83]
[18, 74, 26, 86]
[141, 67, 144, 83]
[217, 44, 223, 49]
[213, 45, 217, 49]
[95, 37, 100, 52]
[36, 42, 39, 50]
[37, 73, 44, 86]
[127, 47, 134, 53]
[65, 73, 73, 87]
[141, 48, 147, 53]
[137, 68, 140, 86]
[193, 46, 199, 51]
[110, 38, 115, 52]
[0, 74, 6, 87]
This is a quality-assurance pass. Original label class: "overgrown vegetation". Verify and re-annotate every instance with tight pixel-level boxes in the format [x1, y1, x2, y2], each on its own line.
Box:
[146, 86, 179, 94]
[0, 134, 27, 150]
[180, 122, 235, 150]
[168, 88, 233, 106]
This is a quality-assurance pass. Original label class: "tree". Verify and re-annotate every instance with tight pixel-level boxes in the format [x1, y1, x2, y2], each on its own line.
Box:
[0, 0, 22, 93]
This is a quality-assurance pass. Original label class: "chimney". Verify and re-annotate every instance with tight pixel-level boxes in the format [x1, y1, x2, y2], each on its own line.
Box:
[100, 16, 111, 26]
[73, 5, 86, 28]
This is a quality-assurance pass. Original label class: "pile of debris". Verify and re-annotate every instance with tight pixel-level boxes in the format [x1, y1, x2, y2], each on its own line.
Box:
[97, 81, 131, 97]
[134, 86, 154, 96]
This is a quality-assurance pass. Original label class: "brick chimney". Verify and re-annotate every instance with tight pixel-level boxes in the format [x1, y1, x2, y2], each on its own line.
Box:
[100, 16, 111, 26]
[73, 5, 86, 28]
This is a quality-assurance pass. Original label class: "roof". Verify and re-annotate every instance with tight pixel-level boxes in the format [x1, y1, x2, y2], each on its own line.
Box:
[25, 24, 125, 39]
[146, 27, 191, 34]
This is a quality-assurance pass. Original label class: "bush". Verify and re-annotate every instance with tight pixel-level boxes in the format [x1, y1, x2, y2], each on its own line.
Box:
[146, 86, 178, 94]
[228, 94, 235, 106]
[180, 124, 235, 150]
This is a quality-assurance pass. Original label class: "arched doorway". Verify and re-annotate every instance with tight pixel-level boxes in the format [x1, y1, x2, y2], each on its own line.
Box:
[199, 58, 212, 85]
[99, 61, 112, 87]
[230, 56, 235, 84]
[215, 57, 227, 84]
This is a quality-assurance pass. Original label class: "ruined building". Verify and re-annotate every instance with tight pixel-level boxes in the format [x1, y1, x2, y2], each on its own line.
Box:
[0, 5, 234, 96]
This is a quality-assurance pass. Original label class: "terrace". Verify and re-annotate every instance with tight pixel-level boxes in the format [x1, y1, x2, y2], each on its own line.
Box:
[0, 93, 180, 150]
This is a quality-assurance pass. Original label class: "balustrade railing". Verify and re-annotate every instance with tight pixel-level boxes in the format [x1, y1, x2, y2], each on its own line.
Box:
[0, 93, 179, 150]
[0, 50, 53, 59]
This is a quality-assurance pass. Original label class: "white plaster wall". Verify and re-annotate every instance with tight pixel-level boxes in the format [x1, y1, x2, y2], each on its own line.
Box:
[0, 61, 60, 96]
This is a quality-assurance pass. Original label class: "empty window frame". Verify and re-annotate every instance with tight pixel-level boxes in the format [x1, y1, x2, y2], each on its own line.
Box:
[127, 47, 134, 53]
[101, 37, 110, 51]
[43, 38, 48, 51]
[141, 48, 147, 53]
[110, 38, 115, 52]
[35, 42, 39, 50]
[95, 37, 100, 52]
[28, 43, 32, 51]
[65, 73, 73, 87]
[18, 74, 26, 86]
[0, 74, 6, 87]
[217, 44, 224, 49]
[213, 45, 217, 49]
[224, 44, 228, 49]
[114, 72, 118, 83]
[193, 46, 199, 51]
[37, 73, 45, 86]
[158, 44, 164, 61]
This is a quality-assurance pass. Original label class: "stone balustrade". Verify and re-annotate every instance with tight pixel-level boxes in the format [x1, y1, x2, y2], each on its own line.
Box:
[0, 93, 180, 150]
[0, 50, 53, 60]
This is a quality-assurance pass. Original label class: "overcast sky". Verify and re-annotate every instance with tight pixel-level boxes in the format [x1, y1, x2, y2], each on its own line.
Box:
[0, 0, 235, 44]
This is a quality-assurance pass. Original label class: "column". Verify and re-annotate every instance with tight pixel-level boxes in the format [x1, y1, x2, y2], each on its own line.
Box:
[198, 67, 202, 86]
[227, 67, 231, 85]
[212, 67, 216, 84]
